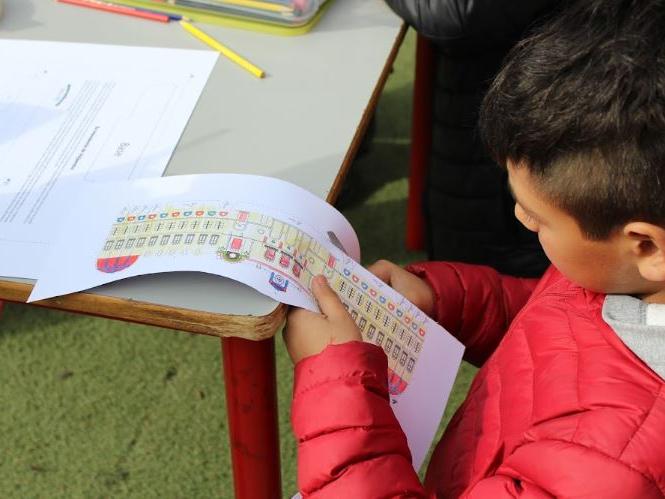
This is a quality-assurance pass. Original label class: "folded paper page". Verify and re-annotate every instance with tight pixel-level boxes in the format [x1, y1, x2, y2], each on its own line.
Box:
[28, 173, 463, 470]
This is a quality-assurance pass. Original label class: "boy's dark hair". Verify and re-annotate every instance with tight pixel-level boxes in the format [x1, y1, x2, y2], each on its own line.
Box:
[480, 0, 665, 239]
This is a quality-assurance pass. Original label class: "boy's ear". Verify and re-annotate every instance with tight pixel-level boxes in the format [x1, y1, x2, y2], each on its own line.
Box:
[624, 222, 665, 282]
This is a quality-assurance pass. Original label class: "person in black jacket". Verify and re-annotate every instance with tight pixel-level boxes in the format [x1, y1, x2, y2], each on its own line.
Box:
[386, 0, 560, 277]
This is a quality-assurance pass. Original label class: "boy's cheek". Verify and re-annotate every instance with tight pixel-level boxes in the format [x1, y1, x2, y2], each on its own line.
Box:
[536, 231, 559, 266]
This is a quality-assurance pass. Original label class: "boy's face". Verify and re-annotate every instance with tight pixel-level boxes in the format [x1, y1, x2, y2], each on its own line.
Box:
[507, 161, 652, 295]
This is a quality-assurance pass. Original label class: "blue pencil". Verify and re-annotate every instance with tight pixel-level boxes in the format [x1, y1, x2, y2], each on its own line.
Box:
[134, 6, 187, 20]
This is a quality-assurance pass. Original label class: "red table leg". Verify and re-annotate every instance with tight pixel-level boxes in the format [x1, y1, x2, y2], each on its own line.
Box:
[221, 336, 281, 499]
[406, 34, 435, 251]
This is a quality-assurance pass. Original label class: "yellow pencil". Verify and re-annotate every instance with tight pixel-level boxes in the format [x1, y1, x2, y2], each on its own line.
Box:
[179, 21, 265, 79]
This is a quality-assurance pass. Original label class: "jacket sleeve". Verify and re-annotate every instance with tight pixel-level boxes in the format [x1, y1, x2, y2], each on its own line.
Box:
[461, 440, 662, 498]
[383, 0, 561, 48]
[406, 262, 539, 366]
[292, 342, 428, 498]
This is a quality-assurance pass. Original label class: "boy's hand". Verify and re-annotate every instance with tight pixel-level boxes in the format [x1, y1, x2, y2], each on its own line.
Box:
[368, 259, 435, 317]
[284, 275, 362, 364]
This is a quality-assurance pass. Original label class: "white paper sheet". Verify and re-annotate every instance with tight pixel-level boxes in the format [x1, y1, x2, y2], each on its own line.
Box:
[0, 39, 218, 278]
[28, 173, 464, 470]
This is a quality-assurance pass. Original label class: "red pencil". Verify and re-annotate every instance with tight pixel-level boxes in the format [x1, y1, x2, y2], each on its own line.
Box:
[57, 0, 170, 23]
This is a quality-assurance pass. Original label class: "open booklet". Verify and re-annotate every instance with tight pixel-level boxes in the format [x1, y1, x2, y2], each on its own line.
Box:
[28, 173, 464, 470]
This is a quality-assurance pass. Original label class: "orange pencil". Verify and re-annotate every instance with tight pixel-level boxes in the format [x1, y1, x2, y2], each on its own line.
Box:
[57, 0, 170, 22]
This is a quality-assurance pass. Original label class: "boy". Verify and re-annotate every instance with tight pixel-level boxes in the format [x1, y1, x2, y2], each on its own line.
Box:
[285, 0, 665, 497]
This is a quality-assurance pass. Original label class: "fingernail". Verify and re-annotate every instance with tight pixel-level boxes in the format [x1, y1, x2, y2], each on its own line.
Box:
[313, 275, 326, 288]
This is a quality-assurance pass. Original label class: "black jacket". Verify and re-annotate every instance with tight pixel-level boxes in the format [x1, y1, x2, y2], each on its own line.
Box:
[385, 1, 559, 50]
[386, 0, 559, 277]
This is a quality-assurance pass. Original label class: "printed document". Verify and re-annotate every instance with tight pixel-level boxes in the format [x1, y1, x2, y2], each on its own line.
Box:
[0, 40, 218, 278]
[28, 173, 464, 469]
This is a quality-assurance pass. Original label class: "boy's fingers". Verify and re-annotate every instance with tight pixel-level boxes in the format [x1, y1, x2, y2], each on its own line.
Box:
[287, 307, 320, 327]
[367, 259, 394, 285]
[284, 307, 321, 342]
[310, 275, 347, 319]
[287, 306, 310, 320]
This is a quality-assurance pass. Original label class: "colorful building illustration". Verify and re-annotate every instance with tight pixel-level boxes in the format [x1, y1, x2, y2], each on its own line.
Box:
[96, 255, 139, 273]
[97, 203, 426, 395]
[269, 272, 289, 291]
[330, 270, 424, 395]
[218, 233, 254, 263]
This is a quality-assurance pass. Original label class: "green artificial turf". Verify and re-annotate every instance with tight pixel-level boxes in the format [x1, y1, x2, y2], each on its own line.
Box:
[0, 29, 476, 498]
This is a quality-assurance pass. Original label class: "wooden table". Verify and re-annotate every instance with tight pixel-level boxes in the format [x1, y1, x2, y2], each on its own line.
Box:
[0, 1, 405, 496]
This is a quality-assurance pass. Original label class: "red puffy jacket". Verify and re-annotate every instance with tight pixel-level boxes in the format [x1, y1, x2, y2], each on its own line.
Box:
[291, 263, 665, 497]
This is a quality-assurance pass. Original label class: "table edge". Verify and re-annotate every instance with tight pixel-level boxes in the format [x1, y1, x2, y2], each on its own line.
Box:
[328, 22, 408, 204]
[0, 280, 287, 340]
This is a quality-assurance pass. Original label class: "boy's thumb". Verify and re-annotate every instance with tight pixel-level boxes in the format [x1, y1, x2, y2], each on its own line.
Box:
[311, 275, 345, 318]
